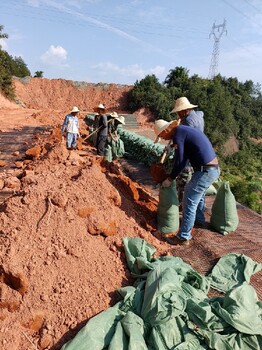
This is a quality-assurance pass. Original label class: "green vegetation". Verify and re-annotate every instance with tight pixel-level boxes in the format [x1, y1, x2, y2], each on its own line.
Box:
[34, 70, 44, 78]
[128, 67, 262, 214]
[0, 25, 31, 99]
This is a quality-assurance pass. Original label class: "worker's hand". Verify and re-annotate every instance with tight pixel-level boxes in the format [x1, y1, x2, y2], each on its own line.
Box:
[161, 178, 173, 188]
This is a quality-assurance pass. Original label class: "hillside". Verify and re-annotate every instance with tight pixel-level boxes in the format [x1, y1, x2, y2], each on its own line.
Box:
[0, 78, 261, 350]
[13, 77, 133, 115]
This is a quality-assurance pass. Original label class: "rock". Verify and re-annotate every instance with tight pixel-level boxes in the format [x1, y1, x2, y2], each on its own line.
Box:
[4, 177, 21, 190]
[38, 333, 53, 349]
[51, 193, 68, 208]
[25, 146, 41, 159]
[15, 161, 24, 168]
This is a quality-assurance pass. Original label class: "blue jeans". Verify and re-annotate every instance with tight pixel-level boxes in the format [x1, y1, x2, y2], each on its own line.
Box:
[178, 167, 220, 240]
[66, 132, 78, 149]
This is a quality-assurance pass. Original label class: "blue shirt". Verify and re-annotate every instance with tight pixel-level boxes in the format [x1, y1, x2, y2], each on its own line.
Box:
[180, 110, 204, 132]
[170, 125, 217, 179]
[61, 114, 79, 134]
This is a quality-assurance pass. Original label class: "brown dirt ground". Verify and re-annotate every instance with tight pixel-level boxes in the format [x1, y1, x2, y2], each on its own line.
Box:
[0, 78, 169, 350]
[0, 78, 261, 350]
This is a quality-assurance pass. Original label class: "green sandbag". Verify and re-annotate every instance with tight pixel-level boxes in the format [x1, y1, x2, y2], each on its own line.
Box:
[205, 184, 217, 196]
[210, 181, 239, 235]
[104, 144, 113, 162]
[157, 180, 179, 235]
[111, 137, 125, 159]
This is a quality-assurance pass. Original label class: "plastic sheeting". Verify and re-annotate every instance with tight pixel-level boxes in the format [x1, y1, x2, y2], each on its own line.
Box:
[62, 238, 262, 350]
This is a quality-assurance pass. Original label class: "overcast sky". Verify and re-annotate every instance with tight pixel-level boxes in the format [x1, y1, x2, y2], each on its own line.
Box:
[1, 0, 262, 87]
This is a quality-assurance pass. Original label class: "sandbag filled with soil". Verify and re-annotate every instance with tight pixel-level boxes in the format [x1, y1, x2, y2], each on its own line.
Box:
[157, 180, 179, 235]
[210, 181, 239, 235]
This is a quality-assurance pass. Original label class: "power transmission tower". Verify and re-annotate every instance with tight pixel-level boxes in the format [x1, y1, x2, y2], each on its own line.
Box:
[208, 19, 227, 79]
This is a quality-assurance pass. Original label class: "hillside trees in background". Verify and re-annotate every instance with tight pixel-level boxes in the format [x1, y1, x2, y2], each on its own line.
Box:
[10, 56, 31, 77]
[0, 24, 31, 99]
[34, 71, 44, 78]
[127, 66, 262, 214]
[128, 75, 174, 120]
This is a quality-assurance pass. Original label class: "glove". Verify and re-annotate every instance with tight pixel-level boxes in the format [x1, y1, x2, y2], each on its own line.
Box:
[161, 178, 173, 188]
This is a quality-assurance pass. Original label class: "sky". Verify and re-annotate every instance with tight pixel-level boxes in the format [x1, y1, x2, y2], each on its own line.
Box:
[1, 0, 262, 87]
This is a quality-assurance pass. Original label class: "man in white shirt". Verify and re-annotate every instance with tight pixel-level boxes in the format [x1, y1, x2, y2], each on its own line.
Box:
[61, 106, 80, 149]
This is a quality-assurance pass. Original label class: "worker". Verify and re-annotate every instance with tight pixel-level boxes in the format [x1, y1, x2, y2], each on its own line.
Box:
[171, 97, 205, 208]
[94, 103, 108, 156]
[61, 106, 80, 149]
[107, 112, 125, 159]
[154, 120, 220, 245]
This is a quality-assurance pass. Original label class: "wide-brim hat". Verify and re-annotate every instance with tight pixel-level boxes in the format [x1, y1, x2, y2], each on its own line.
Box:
[115, 115, 125, 125]
[71, 106, 80, 113]
[154, 119, 180, 143]
[109, 111, 119, 118]
[96, 103, 105, 110]
[171, 97, 198, 113]
[154, 120, 170, 137]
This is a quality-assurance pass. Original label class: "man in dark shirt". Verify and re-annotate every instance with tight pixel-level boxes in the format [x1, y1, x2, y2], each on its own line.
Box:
[94, 103, 108, 156]
[155, 122, 220, 245]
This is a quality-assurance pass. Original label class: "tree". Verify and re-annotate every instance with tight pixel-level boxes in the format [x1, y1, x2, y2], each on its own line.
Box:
[0, 24, 8, 42]
[34, 71, 44, 78]
[0, 49, 14, 99]
[164, 66, 190, 91]
[0, 24, 32, 98]
[10, 56, 31, 77]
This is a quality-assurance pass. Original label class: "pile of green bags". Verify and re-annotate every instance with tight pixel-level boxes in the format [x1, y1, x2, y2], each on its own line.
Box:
[119, 129, 165, 166]
[62, 238, 262, 350]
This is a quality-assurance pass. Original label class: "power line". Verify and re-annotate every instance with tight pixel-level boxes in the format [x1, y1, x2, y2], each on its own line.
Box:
[221, 0, 262, 29]
[242, 0, 262, 14]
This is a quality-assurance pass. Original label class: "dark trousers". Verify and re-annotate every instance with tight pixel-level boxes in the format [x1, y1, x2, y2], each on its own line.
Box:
[96, 134, 107, 156]
[176, 166, 193, 204]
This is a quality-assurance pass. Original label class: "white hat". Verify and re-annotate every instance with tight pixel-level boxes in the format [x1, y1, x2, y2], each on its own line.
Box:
[115, 115, 125, 125]
[154, 119, 171, 136]
[171, 97, 198, 113]
[97, 103, 105, 110]
[154, 119, 180, 143]
[71, 106, 80, 113]
[109, 111, 119, 118]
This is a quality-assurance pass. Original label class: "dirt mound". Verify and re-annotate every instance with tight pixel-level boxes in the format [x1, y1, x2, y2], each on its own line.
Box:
[13, 78, 133, 114]
[0, 92, 22, 110]
[0, 126, 171, 349]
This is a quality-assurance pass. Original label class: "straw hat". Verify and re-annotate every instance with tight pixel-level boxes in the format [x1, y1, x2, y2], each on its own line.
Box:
[171, 97, 198, 113]
[115, 115, 125, 125]
[154, 120, 171, 137]
[71, 106, 80, 113]
[97, 103, 105, 110]
[109, 111, 119, 118]
[154, 119, 180, 143]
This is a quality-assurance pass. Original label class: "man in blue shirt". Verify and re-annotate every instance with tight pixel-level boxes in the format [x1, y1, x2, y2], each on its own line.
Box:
[155, 122, 220, 245]
[61, 106, 80, 149]
[171, 96, 204, 132]
[171, 97, 205, 208]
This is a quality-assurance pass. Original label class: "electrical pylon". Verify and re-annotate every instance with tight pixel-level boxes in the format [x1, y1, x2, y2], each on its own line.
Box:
[208, 19, 227, 79]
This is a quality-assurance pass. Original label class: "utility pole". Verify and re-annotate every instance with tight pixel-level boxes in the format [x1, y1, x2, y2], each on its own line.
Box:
[208, 19, 227, 79]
